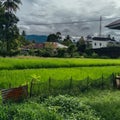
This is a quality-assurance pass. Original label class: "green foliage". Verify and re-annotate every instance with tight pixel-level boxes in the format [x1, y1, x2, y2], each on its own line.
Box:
[91, 52, 99, 58]
[44, 95, 100, 120]
[0, 102, 61, 120]
[67, 44, 77, 57]
[1, 90, 120, 120]
[62, 35, 72, 46]
[0, 57, 119, 119]
[57, 48, 67, 57]
[0, 57, 120, 70]
[0, 0, 21, 55]
[83, 90, 120, 120]
[76, 36, 86, 53]
[0, 57, 120, 92]
[47, 32, 61, 42]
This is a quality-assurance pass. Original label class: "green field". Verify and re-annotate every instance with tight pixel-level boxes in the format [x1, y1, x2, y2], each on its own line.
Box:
[0, 57, 120, 120]
[0, 66, 119, 87]
[0, 57, 120, 88]
[0, 57, 120, 70]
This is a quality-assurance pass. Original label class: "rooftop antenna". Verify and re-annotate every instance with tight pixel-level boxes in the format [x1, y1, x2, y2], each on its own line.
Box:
[99, 16, 102, 37]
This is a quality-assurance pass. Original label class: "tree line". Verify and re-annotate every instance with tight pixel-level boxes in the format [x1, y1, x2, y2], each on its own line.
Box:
[44, 32, 92, 58]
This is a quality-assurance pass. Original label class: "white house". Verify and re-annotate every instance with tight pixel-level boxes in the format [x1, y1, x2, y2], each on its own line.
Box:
[86, 36, 116, 49]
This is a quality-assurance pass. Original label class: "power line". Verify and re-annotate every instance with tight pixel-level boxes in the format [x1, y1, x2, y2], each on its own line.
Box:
[20, 16, 120, 26]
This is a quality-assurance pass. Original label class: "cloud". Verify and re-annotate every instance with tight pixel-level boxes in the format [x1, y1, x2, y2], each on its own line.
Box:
[16, 0, 120, 39]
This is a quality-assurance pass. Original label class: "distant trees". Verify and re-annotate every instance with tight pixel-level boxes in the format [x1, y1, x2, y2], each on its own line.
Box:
[47, 32, 61, 42]
[76, 36, 86, 53]
[67, 44, 77, 57]
[62, 35, 72, 46]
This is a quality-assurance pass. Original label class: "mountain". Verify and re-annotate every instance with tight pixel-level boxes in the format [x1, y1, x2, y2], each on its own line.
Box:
[25, 35, 47, 43]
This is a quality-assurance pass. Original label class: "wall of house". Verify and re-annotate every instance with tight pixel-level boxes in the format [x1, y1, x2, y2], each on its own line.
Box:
[92, 40, 108, 49]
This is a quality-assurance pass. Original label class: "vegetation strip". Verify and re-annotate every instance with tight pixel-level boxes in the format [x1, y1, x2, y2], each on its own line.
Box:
[0, 58, 120, 70]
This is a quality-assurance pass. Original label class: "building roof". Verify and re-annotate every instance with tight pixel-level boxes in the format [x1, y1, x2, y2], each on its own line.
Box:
[106, 19, 120, 30]
[92, 37, 115, 41]
[22, 43, 44, 50]
[44, 42, 68, 49]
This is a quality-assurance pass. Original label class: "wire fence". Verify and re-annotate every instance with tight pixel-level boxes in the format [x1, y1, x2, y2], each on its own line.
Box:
[0, 73, 119, 97]
[29, 73, 119, 97]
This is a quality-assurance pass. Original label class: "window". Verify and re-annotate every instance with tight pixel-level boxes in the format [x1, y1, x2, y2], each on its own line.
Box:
[100, 43, 102, 46]
[94, 43, 96, 46]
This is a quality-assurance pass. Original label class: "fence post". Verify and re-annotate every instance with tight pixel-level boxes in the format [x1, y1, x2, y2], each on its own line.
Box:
[9, 83, 11, 88]
[48, 77, 51, 92]
[69, 77, 73, 91]
[86, 76, 89, 91]
[101, 74, 104, 89]
[30, 79, 34, 97]
[112, 73, 116, 89]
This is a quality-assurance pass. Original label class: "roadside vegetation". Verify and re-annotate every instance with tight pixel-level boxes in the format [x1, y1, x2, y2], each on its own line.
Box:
[0, 90, 120, 120]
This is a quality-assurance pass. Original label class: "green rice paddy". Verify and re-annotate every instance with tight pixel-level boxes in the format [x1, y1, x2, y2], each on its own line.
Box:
[0, 57, 120, 88]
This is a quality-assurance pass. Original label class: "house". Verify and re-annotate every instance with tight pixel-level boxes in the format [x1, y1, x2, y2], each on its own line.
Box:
[22, 42, 68, 50]
[86, 36, 116, 49]
[21, 43, 44, 50]
[44, 42, 68, 49]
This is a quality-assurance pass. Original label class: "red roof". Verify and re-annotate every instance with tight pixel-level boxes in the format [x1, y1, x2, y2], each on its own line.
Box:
[34, 43, 44, 49]
[22, 43, 44, 49]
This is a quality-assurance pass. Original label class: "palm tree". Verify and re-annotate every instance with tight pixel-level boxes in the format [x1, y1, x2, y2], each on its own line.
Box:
[3, 0, 21, 13]
[1, 0, 22, 53]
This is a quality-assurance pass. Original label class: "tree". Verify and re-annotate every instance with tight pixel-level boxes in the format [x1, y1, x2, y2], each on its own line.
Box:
[62, 35, 72, 46]
[0, 0, 21, 54]
[20, 30, 31, 46]
[56, 32, 62, 41]
[22, 30, 26, 37]
[57, 48, 67, 57]
[47, 32, 61, 42]
[108, 34, 111, 39]
[47, 34, 58, 42]
[3, 0, 21, 12]
[76, 36, 86, 53]
[67, 44, 77, 57]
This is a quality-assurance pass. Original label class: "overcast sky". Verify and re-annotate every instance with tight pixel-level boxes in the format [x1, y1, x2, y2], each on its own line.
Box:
[16, 0, 120, 38]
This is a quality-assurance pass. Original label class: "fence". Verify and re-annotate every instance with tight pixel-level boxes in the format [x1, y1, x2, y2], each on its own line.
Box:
[0, 73, 119, 97]
[1, 85, 28, 103]
[29, 73, 118, 97]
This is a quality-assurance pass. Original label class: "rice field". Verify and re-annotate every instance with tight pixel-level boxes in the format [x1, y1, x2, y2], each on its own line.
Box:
[0, 57, 120, 88]
[0, 66, 119, 88]
[0, 57, 120, 120]
[0, 57, 120, 70]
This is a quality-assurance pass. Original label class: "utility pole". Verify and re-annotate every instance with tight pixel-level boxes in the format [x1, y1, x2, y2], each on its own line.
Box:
[99, 16, 102, 37]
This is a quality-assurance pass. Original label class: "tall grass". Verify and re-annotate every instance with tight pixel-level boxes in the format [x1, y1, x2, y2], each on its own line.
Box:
[0, 66, 119, 88]
[0, 57, 120, 70]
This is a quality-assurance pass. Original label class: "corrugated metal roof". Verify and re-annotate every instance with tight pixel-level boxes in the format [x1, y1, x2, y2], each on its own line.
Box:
[106, 19, 120, 29]
[92, 37, 115, 41]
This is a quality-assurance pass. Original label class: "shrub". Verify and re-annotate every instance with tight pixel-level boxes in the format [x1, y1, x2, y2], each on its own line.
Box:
[0, 102, 61, 120]
[44, 95, 101, 120]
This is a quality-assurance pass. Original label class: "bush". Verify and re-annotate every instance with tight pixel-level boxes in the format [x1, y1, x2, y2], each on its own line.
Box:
[0, 102, 61, 120]
[44, 95, 101, 120]
[91, 52, 99, 58]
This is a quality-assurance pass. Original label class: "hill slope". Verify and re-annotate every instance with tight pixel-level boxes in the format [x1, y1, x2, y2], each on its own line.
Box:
[25, 35, 47, 43]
